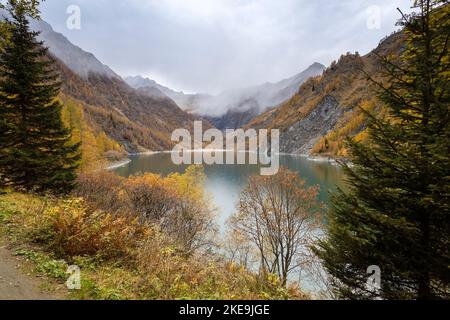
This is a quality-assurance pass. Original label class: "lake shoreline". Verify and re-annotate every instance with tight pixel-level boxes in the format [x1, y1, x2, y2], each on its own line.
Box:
[106, 150, 349, 170]
[110, 150, 348, 170]
[106, 158, 132, 170]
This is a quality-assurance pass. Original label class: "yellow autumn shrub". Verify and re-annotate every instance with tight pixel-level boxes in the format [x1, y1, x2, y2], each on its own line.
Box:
[75, 167, 216, 255]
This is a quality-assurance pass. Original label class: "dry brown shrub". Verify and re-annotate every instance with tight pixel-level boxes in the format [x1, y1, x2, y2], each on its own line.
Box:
[46, 198, 149, 260]
[74, 171, 126, 214]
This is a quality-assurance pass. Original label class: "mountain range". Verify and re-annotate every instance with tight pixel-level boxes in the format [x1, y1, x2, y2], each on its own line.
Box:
[14, 14, 404, 162]
[26, 19, 201, 155]
[27, 17, 327, 140]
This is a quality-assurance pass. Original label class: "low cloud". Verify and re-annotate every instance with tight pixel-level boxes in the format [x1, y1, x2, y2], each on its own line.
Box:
[40, 0, 412, 94]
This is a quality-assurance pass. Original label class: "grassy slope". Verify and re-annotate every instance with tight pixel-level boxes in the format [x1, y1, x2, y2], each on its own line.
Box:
[0, 190, 306, 300]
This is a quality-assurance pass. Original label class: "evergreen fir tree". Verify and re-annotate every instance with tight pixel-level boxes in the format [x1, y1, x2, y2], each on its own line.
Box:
[315, 1, 449, 299]
[0, 0, 80, 194]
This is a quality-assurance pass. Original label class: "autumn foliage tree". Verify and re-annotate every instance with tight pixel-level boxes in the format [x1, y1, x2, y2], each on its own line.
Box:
[229, 167, 322, 286]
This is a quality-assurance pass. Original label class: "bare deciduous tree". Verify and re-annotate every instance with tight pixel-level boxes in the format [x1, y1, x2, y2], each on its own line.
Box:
[229, 167, 322, 286]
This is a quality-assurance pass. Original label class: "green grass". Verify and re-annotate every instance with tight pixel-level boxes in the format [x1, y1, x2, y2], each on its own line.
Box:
[14, 249, 68, 281]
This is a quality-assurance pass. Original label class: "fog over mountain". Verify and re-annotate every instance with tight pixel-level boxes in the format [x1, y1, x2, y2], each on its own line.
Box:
[23, 13, 325, 125]
[126, 62, 325, 120]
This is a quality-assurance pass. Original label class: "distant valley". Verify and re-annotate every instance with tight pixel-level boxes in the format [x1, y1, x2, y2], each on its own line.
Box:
[125, 62, 325, 130]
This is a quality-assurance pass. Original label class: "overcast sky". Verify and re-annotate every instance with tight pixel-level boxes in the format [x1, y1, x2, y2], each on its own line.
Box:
[40, 0, 412, 94]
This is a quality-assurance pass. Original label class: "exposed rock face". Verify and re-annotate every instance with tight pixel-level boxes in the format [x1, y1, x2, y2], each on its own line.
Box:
[280, 95, 342, 154]
[248, 32, 405, 156]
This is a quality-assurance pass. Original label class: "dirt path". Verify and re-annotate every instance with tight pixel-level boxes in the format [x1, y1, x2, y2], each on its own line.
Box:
[0, 245, 61, 300]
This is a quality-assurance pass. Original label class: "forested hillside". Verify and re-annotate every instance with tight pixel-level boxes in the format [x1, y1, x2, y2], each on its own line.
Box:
[54, 58, 200, 155]
[59, 94, 125, 170]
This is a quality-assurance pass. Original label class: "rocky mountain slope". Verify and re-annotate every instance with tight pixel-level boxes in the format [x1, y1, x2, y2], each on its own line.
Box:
[125, 75, 209, 109]
[247, 32, 405, 156]
[29, 19, 202, 154]
[31, 20, 120, 80]
[55, 60, 199, 152]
